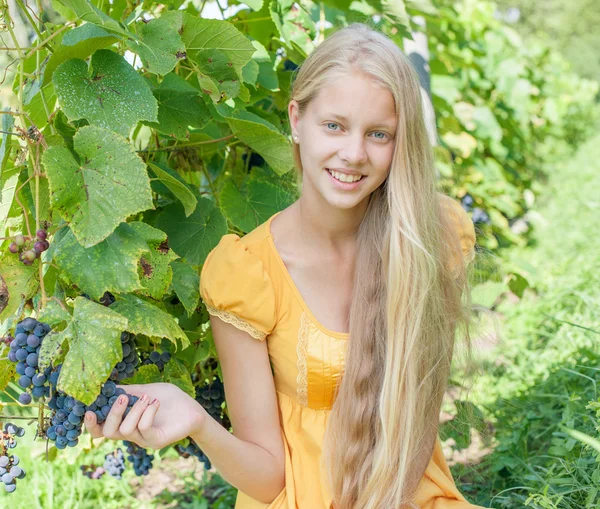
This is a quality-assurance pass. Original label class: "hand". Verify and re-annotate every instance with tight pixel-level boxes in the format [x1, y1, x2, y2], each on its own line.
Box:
[83, 382, 206, 450]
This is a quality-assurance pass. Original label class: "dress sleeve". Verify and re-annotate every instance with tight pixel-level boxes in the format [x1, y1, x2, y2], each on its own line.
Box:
[416, 436, 489, 508]
[200, 234, 277, 342]
[438, 193, 476, 275]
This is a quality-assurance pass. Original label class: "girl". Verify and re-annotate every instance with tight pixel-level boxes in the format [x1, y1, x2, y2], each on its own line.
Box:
[85, 22, 485, 509]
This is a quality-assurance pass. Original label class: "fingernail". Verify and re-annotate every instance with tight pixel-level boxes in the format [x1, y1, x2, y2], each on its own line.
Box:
[140, 394, 148, 403]
[118, 395, 126, 405]
[151, 398, 158, 405]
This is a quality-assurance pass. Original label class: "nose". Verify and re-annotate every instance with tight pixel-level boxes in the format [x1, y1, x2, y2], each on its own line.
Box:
[339, 133, 367, 166]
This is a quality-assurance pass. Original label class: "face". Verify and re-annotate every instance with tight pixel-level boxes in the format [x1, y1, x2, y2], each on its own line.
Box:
[289, 71, 397, 210]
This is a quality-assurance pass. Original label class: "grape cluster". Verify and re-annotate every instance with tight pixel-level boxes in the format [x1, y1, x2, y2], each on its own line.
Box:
[8, 228, 50, 266]
[7, 317, 55, 404]
[109, 332, 139, 382]
[86, 380, 139, 425]
[123, 440, 154, 476]
[140, 350, 171, 372]
[46, 390, 86, 449]
[196, 377, 226, 426]
[103, 448, 126, 479]
[174, 440, 212, 469]
[0, 423, 26, 494]
[80, 464, 106, 480]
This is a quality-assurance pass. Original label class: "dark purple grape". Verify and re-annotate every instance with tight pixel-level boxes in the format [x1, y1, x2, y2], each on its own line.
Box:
[8, 243, 19, 253]
[36, 229, 47, 240]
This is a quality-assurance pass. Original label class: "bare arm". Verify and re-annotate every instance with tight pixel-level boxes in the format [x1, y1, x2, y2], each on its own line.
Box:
[189, 315, 285, 504]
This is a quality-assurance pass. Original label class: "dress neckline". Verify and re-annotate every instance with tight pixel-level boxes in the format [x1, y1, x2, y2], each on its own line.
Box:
[266, 211, 350, 340]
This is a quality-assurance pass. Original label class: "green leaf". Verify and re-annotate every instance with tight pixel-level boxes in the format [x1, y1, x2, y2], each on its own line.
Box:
[129, 221, 179, 300]
[53, 224, 151, 300]
[42, 125, 154, 247]
[110, 293, 190, 350]
[377, 0, 409, 27]
[126, 363, 162, 384]
[154, 196, 227, 268]
[1, 110, 15, 174]
[38, 299, 72, 328]
[126, 17, 185, 76]
[38, 327, 69, 372]
[148, 163, 197, 217]
[170, 260, 200, 317]
[270, 0, 316, 56]
[161, 11, 255, 75]
[53, 0, 131, 37]
[220, 178, 288, 232]
[192, 48, 242, 100]
[472, 106, 502, 142]
[44, 24, 121, 86]
[226, 110, 295, 175]
[0, 255, 39, 321]
[53, 49, 158, 137]
[243, 0, 264, 9]
[0, 167, 19, 247]
[163, 358, 195, 398]
[145, 73, 211, 140]
[0, 353, 16, 392]
[57, 297, 128, 405]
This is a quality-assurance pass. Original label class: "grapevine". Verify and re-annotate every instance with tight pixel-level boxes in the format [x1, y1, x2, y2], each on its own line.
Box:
[0, 423, 26, 494]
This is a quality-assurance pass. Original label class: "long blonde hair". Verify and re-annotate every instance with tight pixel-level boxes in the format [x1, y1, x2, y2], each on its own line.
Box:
[289, 23, 474, 508]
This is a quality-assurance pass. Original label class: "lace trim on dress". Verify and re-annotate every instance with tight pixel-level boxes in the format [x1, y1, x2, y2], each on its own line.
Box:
[205, 304, 267, 341]
[296, 312, 309, 407]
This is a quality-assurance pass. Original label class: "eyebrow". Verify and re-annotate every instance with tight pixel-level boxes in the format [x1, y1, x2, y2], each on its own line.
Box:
[322, 112, 396, 130]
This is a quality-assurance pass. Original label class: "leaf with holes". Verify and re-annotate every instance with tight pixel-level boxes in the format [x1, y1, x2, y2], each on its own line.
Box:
[129, 221, 179, 300]
[42, 125, 154, 247]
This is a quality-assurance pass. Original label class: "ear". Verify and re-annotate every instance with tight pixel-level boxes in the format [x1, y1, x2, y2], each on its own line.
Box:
[288, 99, 300, 135]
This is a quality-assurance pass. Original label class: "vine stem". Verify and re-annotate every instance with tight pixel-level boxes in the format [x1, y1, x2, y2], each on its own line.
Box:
[13, 0, 48, 51]
[137, 134, 235, 153]
[0, 415, 36, 421]
[23, 22, 75, 60]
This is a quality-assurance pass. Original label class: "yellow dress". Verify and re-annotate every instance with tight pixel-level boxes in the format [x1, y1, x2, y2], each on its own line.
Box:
[199, 196, 485, 509]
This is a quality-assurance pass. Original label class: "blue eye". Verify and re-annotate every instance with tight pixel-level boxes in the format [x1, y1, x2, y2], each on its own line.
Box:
[372, 131, 388, 139]
[326, 122, 340, 131]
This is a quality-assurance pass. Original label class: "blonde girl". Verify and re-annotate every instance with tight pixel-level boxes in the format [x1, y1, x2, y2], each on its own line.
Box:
[85, 22, 485, 509]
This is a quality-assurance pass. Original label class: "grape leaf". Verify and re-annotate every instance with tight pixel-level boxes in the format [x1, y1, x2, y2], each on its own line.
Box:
[56, 297, 128, 405]
[144, 73, 210, 141]
[126, 17, 185, 76]
[110, 294, 190, 350]
[220, 178, 291, 232]
[170, 260, 200, 317]
[161, 11, 255, 74]
[0, 255, 39, 322]
[44, 24, 121, 86]
[38, 327, 69, 372]
[42, 125, 154, 247]
[53, 224, 151, 300]
[148, 163, 197, 217]
[270, 0, 316, 56]
[129, 221, 179, 300]
[1, 109, 15, 172]
[163, 359, 195, 398]
[52, 0, 131, 37]
[53, 49, 158, 137]
[38, 298, 72, 328]
[154, 196, 227, 268]
[126, 363, 162, 385]
[0, 353, 16, 392]
[226, 110, 295, 175]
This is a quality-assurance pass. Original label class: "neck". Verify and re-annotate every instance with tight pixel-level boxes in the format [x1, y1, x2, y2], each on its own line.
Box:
[294, 194, 368, 254]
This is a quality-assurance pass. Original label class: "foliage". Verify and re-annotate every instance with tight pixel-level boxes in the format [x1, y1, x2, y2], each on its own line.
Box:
[0, 0, 598, 504]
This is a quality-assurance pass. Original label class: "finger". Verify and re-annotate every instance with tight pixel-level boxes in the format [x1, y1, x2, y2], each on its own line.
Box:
[116, 384, 148, 398]
[138, 398, 160, 438]
[102, 393, 129, 439]
[83, 411, 104, 439]
[119, 394, 151, 436]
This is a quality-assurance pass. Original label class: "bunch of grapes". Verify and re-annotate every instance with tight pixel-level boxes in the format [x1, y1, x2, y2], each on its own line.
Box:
[109, 332, 139, 382]
[471, 207, 491, 225]
[7, 228, 50, 266]
[174, 440, 212, 470]
[80, 464, 106, 480]
[140, 350, 171, 372]
[0, 423, 26, 493]
[7, 317, 56, 404]
[103, 448, 126, 479]
[86, 380, 139, 425]
[123, 440, 154, 476]
[46, 391, 86, 449]
[195, 377, 227, 426]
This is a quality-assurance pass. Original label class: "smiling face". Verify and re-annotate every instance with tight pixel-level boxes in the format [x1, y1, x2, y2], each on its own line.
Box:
[289, 71, 397, 211]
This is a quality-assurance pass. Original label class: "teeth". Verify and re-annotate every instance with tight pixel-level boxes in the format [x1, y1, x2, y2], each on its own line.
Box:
[328, 169, 363, 183]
